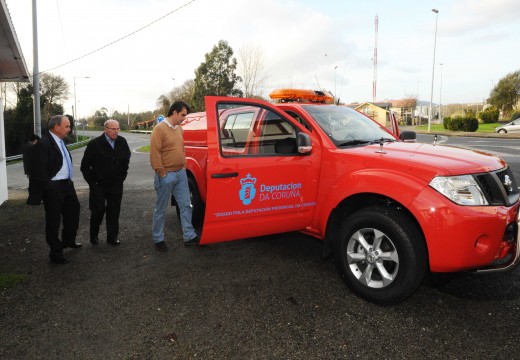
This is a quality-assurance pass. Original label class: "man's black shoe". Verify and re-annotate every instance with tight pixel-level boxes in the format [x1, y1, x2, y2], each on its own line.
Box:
[183, 236, 200, 247]
[63, 242, 82, 249]
[90, 237, 99, 245]
[50, 257, 69, 264]
[107, 239, 121, 246]
[155, 241, 168, 252]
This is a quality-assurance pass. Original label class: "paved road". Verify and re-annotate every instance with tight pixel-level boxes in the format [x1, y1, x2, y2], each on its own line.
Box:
[2, 130, 520, 359]
[7, 130, 152, 192]
[416, 133, 520, 184]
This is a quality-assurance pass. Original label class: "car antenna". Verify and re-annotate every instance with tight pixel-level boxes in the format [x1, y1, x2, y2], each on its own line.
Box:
[314, 74, 322, 91]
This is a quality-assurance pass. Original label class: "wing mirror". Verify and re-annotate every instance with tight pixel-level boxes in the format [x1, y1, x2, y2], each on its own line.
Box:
[297, 132, 312, 154]
[399, 130, 417, 143]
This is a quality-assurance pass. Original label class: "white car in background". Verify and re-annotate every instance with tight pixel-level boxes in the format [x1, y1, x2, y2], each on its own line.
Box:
[495, 119, 520, 133]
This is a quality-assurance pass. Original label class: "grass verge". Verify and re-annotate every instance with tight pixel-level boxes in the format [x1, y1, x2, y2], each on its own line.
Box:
[416, 122, 500, 133]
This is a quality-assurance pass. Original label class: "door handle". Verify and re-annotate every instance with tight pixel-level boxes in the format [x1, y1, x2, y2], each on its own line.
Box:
[211, 172, 239, 179]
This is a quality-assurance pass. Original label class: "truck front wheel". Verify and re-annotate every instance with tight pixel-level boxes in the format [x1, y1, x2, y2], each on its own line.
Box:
[334, 207, 427, 306]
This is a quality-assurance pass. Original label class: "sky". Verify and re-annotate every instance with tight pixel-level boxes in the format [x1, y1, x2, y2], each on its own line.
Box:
[5, 0, 520, 118]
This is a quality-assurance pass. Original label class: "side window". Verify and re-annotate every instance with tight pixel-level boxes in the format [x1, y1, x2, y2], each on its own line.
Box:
[285, 110, 312, 131]
[255, 111, 297, 155]
[220, 111, 255, 153]
[218, 104, 298, 157]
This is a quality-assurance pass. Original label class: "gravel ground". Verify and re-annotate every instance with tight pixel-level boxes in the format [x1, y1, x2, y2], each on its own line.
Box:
[1, 187, 520, 359]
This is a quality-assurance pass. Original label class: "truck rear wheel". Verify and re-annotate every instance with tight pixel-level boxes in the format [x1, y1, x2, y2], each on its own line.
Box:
[334, 207, 427, 305]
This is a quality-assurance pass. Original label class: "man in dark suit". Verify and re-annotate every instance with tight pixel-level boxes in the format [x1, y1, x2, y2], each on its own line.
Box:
[27, 115, 81, 264]
[81, 119, 131, 246]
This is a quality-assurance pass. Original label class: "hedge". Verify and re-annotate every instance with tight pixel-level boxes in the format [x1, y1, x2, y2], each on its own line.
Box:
[443, 115, 478, 132]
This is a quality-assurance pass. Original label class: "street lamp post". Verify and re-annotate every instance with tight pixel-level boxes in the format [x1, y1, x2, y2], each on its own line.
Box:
[416, 80, 421, 125]
[334, 66, 338, 104]
[428, 8, 439, 133]
[439, 63, 443, 120]
[73, 76, 90, 141]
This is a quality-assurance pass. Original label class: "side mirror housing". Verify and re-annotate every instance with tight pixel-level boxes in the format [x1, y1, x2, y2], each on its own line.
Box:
[297, 132, 312, 154]
[400, 130, 417, 143]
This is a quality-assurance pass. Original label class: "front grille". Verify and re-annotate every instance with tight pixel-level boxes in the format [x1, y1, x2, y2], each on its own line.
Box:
[475, 167, 519, 206]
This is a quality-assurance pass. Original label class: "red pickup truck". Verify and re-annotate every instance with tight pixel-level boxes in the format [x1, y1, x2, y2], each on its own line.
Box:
[177, 90, 520, 305]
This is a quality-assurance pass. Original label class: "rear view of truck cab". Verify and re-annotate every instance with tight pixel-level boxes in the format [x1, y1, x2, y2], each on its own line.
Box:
[180, 90, 520, 306]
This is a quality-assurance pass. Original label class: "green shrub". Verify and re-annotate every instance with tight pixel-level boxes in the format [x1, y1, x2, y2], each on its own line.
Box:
[479, 106, 499, 123]
[444, 115, 478, 132]
[443, 116, 451, 129]
[462, 117, 479, 132]
[449, 116, 463, 131]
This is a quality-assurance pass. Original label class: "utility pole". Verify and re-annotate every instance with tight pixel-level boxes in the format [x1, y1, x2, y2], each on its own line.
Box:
[439, 63, 443, 120]
[373, 15, 379, 102]
[32, 0, 41, 136]
[428, 9, 439, 133]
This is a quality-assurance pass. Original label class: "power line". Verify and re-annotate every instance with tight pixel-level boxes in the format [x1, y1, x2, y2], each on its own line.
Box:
[55, 0, 68, 53]
[38, 0, 196, 75]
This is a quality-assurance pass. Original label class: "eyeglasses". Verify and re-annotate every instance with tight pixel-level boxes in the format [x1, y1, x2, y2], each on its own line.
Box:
[106, 127, 120, 131]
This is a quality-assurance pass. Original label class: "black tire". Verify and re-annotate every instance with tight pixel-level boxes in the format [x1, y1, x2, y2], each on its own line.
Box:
[498, 129, 507, 134]
[175, 176, 205, 229]
[334, 207, 427, 306]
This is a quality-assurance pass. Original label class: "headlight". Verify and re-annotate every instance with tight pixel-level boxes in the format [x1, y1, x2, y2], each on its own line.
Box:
[429, 175, 489, 206]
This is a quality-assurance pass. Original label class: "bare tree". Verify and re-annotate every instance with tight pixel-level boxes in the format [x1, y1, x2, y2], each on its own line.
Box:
[40, 73, 69, 121]
[238, 44, 267, 98]
[156, 79, 196, 115]
[1, 82, 24, 110]
[391, 95, 417, 125]
[156, 94, 170, 116]
[168, 79, 195, 105]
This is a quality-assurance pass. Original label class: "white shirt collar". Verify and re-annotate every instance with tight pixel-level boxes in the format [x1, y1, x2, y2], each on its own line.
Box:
[49, 131, 62, 145]
[163, 119, 178, 129]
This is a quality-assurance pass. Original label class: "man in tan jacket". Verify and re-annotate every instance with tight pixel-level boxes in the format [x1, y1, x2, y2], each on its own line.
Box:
[150, 101, 199, 251]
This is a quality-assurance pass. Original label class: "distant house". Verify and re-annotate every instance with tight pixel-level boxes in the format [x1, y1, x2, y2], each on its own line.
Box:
[389, 99, 416, 125]
[135, 119, 155, 129]
[352, 102, 391, 127]
[349, 99, 438, 126]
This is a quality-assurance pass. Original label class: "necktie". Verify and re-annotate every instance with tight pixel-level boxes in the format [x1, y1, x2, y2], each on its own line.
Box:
[60, 140, 73, 179]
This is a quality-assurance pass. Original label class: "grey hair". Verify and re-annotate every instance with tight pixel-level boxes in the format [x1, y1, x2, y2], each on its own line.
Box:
[104, 119, 119, 128]
[48, 115, 66, 129]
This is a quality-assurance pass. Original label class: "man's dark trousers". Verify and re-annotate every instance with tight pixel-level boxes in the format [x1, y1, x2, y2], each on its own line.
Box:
[43, 179, 80, 258]
[89, 183, 123, 242]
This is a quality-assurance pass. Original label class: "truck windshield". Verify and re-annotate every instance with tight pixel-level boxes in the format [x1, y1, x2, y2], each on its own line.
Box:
[301, 105, 395, 147]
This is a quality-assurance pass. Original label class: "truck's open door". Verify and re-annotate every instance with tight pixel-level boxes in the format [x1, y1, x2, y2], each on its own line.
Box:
[388, 111, 416, 142]
[200, 96, 321, 245]
[389, 111, 400, 138]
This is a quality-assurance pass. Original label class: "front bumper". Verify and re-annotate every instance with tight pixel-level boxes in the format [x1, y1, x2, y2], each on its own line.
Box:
[411, 186, 520, 273]
[475, 209, 520, 274]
